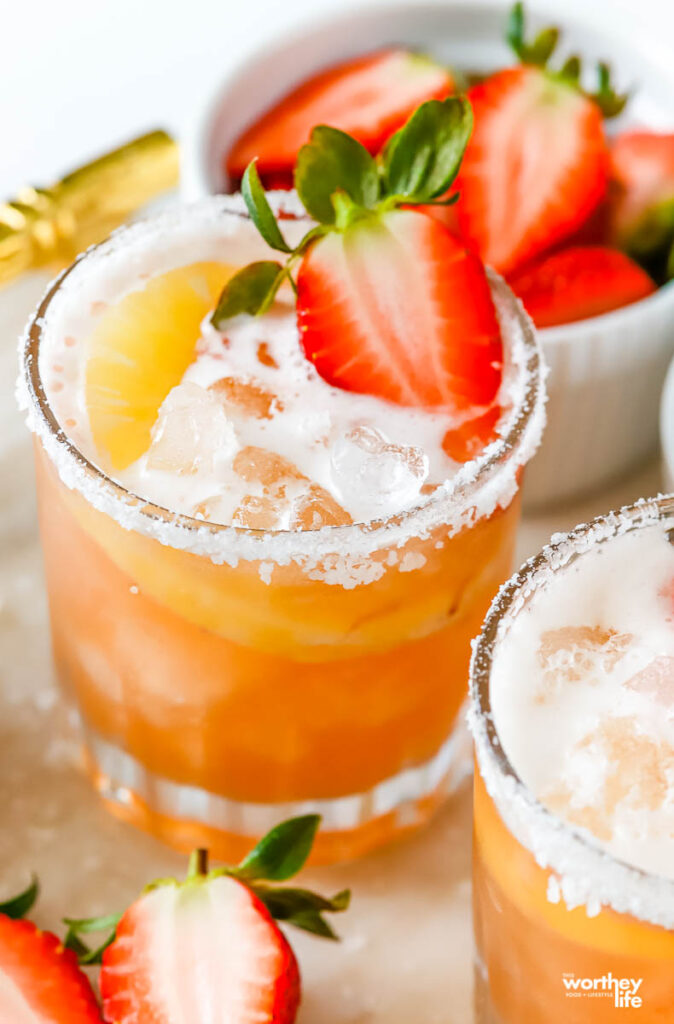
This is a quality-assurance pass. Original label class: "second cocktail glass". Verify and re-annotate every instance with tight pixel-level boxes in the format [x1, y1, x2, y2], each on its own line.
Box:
[471, 496, 674, 1023]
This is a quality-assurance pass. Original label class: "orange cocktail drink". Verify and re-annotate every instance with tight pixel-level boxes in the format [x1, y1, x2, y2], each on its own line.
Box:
[470, 497, 674, 1021]
[20, 189, 544, 864]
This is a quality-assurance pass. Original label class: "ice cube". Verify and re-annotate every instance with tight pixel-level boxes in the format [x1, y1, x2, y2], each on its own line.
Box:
[147, 382, 238, 475]
[232, 495, 284, 530]
[625, 656, 674, 707]
[233, 446, 304, 487]
[330, 425, 429, 520]
[536, 626, 633, 701]
[292, 484, 352, 529]
[544, 717, 674, 842]
[209, 376, 280, 419]
[191, 495, 230, 522]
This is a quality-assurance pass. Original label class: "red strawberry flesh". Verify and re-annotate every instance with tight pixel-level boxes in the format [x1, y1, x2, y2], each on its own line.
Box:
[225, 49, 454, 189]
[455, 66, 609, 275]
[100, 874, 300, 1024]
[297, 208, 503, 413]
[509, 244, 656, 328]
[0, 914, 102, 1023]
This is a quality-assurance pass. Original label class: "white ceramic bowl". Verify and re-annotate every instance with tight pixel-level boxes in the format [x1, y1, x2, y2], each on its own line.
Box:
[187, 1, 674, 509]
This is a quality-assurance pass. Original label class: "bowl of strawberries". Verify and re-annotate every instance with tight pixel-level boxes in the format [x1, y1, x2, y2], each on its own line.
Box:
[193, 1, 674, 508]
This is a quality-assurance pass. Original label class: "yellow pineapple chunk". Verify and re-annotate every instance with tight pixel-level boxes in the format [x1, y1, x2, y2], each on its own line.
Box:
[85, 261, 234, 470]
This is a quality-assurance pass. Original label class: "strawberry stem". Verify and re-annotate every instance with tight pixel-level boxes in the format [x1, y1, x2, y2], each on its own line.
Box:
[331, 190, 367, 231]
[187, 848, 209, 879]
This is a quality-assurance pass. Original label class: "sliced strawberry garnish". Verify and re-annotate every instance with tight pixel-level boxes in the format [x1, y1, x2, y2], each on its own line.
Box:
[225, 49, 454, 189]
[0, 915, 102, 1023]
[217, 96, 501, 436]
[453, 3, 629, 276]
[509, 245, 656, 328]
[609, 130, 674, 278]
[455, 65, 609, 275]
[296, 208, 502, 410]
[100, 875, 300, 1024]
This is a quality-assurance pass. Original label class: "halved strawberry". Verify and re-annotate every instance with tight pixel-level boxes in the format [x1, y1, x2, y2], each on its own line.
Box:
[455, 65, 609, 275]
[100, 875, 300, 1024]
[609, 130, 674, 279]
[454, 4, 629, 276]
[0, 915, 102, 1023]
[508, 245, 656, 328]
[225, 49, 454, 189]
[65, 818, 348, 1024]
[297, 208, 503, 411]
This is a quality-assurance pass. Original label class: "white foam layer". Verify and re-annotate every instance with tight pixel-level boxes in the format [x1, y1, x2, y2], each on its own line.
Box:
[18, 195, 546, 582]
[471, 496, 674, 928]
[99, 300, 465, 527]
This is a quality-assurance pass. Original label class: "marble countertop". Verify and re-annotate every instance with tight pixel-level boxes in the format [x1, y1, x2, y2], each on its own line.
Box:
[0, 272, 664, 1022]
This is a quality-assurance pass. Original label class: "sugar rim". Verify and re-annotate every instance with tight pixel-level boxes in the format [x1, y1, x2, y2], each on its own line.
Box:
[17, 194, 546, 569]
[470, 493, 674, 930]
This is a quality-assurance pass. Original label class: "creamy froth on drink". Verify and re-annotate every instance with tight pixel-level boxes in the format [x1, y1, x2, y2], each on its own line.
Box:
[39, 204, 518, 530]
[491, 523, 674, 879]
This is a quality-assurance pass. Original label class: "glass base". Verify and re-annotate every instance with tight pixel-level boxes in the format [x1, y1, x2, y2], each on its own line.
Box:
[80, 711, 472, 863]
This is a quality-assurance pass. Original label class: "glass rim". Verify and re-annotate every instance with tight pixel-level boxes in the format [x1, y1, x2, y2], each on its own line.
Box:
[470, 493, 674, 920]
[19, 194, 546, 564]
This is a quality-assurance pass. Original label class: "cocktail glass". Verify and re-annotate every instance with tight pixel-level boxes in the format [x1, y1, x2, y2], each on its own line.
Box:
[20, 197, 545, 863]
[470, 495, 674, 1022]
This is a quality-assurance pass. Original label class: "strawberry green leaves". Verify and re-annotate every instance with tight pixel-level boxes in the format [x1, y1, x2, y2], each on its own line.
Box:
[591, 62, 629, 119]
[253, 886, 350, 940]
[383, 97, 472, 202]
[225, 814, 350, 939]
[236, 813, 320, 882]
[211, 260, 286, 327]
[294, 99, 471, 218]
[507, 2, 558, 68]
[0, 876, 39, 920]
[295, 126, 380, 224]
[242, 162, 293, 252]
[63, 913, 122, 965]
[213, 95, 476, 325]
[505, 2, 628, 118]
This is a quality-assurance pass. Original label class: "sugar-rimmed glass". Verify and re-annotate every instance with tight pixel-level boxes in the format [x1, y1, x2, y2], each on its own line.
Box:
[470, 495, 674, 1023]
[19, 196, 545, 864]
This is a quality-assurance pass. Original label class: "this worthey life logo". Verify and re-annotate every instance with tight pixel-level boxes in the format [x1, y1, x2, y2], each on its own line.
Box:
[562, 973, 644, 1008]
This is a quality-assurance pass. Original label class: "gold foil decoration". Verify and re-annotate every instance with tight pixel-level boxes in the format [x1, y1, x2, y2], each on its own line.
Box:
[0, 130, 179, 286]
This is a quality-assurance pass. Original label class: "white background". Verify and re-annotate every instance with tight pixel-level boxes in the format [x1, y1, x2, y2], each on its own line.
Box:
[2, 0, 673, 198]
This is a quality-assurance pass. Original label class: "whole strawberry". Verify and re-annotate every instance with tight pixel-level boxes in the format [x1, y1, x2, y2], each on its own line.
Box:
[63, 816, 349, 1024]
[0, 877, 103, 1023]
[455, 2, 627, 275]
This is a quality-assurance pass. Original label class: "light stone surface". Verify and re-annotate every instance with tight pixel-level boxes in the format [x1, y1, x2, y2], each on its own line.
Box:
[0, 272, 663, 1022]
